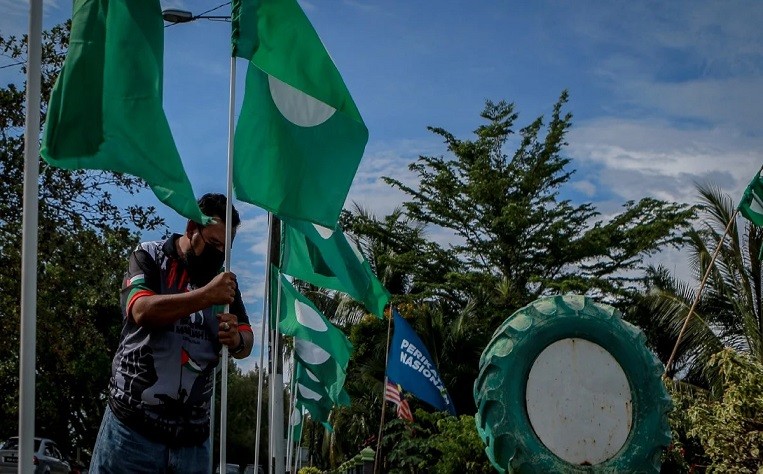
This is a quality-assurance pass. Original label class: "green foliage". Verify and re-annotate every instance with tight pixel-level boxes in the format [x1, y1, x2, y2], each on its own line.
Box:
[341, 92, 694, 423]
[211, 365, 270, 468]
[683, 350, 763, 472]
[639, 184, 763, 386]
[298, 467, 322, 474]
[380, 411, 492, 474]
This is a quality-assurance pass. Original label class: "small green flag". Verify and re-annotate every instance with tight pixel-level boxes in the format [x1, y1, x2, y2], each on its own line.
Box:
[40, 0, 209, 223]
[280, 218, 390, 318]
[289, 405, 305, 444]
[292, 361, 348, 431]
[738, 170, 763, 227]
[272, 268, 353, 370]
[231, 0, 368, 227]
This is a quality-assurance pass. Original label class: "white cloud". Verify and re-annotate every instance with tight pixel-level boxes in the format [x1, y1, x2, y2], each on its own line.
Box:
[569, 118, 759, 204]
[571, 180, 597, 198]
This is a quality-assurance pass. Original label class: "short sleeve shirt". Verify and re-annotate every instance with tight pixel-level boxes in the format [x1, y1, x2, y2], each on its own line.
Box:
[108, 234, 251, 446]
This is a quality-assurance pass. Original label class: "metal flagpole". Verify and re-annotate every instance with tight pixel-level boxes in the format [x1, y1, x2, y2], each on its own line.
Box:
[285, 353, 297, 473]
[209, 368, 217, 474]
[374, 305, 394, 474]
[292, 409, 305, 474]
[19, 1, 42, 473]
[219, 54, 238, 472]
[253, 231, 272, 474]
[265, 218, 283, 473]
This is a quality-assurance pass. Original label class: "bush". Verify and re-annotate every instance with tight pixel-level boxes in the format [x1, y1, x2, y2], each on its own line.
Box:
[667, 349, 763, 473]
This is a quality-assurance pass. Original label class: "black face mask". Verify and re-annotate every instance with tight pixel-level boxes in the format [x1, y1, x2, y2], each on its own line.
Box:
[185, 234, 225, 286]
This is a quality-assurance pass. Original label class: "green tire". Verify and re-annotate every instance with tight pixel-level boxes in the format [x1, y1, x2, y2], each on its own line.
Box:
[473, 295, 672, 473]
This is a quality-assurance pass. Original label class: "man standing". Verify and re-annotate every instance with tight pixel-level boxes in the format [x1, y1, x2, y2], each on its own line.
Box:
[91, 193, 253, 473]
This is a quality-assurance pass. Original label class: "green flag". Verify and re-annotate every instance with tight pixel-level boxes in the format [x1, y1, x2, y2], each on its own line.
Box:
[280, 218, 390, 318]
[289, 405, 305, 444]
[272, 268, 353, 369]
[738, 170, 763, 227]
[40, 0, 209, 223]
[292, 361, 348, 430]
[231, 0, 368, 227]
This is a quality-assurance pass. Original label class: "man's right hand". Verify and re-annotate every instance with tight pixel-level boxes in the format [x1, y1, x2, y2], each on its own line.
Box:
[203, 271, 237, 305]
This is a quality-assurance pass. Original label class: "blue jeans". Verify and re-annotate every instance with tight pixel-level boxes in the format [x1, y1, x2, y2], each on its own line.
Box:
[91, 406, 210, 473]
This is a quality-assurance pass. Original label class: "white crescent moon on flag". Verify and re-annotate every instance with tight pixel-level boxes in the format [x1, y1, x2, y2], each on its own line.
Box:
[291, 407, 303, 424]
[295, 338, 331, 365]
[295, 299, 328, 332]
[305, 368, 320, 382]
[269, 75, 336, 127]
[297, 383, 323, 401]
[312, 223, 334, 239]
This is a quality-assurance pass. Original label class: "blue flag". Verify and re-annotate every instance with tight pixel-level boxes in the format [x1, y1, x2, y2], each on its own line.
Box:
[386, 309, 456, 415]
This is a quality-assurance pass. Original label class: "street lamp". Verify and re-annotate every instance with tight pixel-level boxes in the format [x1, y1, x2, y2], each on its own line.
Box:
[162, 8, 230, 23]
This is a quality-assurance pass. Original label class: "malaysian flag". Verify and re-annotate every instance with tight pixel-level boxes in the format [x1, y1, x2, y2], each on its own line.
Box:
[385, 380, 413, 422]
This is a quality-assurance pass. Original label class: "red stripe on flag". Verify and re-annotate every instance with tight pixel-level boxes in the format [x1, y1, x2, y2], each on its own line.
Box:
[385, 380, 401, 404]
[397, 399, 413, 422]
[385, 380, 413, 421]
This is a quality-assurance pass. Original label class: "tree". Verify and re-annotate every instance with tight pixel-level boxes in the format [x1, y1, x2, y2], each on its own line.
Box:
[347, 92, 694, 415]
[211, 364, 270, 469]
[639, 184, 762, 385]
[380, 410, 493, 474]
[385, 91, 693, 311]
[0, 23, 163, 457]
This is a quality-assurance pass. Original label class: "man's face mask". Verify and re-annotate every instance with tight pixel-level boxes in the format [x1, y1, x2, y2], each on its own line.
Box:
[185, 229, 225, 286]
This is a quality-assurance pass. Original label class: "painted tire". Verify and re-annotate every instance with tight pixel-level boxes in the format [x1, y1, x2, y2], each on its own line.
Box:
[473, 294, 672, 473]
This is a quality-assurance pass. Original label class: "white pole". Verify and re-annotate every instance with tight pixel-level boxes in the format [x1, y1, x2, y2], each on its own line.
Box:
[289, 407, 305, 474]
[219, 54, 237, 473]
[293, 412, 304, 474]
[209, 367, 217, 474]
[285, 353, 296, 472]
[254, 213, 274, 473]
[270, 273, 285, 473]
[18, 1, 42, 473]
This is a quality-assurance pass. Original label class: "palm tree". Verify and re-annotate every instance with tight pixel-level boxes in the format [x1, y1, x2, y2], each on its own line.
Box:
[641, 183, 762, 387]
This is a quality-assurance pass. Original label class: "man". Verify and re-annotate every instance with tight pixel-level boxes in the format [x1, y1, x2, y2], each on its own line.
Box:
[91, 193, 253, 473]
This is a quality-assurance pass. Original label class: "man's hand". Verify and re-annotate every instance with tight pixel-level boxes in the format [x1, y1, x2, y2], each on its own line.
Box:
[217, 313, 241, 348]
[203, 272, 237, 306]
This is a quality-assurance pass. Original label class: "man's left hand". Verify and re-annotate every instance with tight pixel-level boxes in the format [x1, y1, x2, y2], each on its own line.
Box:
[217, 313, 241, 349]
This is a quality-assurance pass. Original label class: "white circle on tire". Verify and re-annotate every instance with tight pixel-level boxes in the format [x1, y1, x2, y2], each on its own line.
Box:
[525, 338, 632, 465]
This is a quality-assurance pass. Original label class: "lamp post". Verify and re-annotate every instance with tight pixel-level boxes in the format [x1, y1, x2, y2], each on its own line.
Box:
[162, 9, 232, 474]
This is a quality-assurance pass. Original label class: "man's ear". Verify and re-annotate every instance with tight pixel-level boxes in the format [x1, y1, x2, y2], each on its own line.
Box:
[185, 220, 199, 238]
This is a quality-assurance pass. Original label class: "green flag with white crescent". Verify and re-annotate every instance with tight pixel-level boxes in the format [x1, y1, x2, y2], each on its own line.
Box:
[738, 170, 763, 227]
[231, 0, 368, 227]
[272, 267, 353, 370]
[280, 218, 390, 318]
[292, 361, 347, 430]
[41, 0, 209, 224]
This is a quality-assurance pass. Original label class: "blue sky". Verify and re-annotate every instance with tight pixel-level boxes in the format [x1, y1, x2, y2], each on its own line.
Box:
[3, 0, 763, 370]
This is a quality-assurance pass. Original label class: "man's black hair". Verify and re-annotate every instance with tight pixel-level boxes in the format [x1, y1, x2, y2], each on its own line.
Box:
[197, 193, 241, 229]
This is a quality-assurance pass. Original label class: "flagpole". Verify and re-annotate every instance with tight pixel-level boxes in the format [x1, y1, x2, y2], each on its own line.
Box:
[664, 208, 740, 377]
[263, 217, 283, 473]
[209, 368, 217, 474]
[293, 410, 305, 474]
[253, 235, 272, 474]
[19, 1, 42, 473]
[219, 54, 238, 473]
[285, 352, 297, 473]
[374, 305, 393, 474]
[270, 265, 285, 474]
